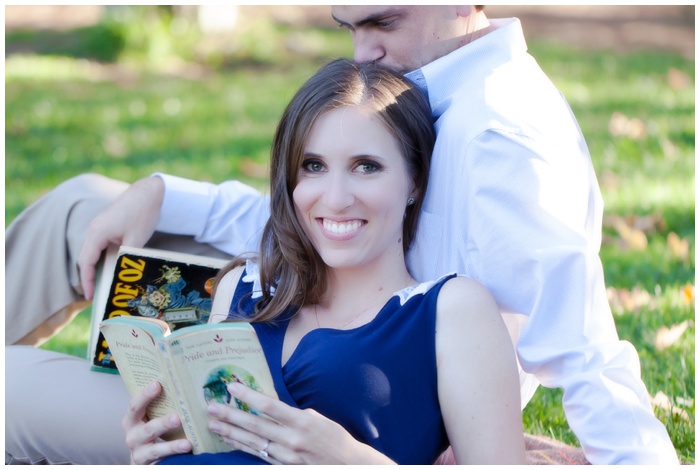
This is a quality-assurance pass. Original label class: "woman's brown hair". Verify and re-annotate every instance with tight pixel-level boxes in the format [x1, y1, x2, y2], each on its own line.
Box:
[215, 59, 435, 323]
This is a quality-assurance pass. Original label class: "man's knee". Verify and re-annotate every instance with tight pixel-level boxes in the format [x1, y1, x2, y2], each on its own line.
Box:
[54, 173, 129, 203]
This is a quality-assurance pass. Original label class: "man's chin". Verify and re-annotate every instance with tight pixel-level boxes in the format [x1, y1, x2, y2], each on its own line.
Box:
[384, 65, 413, 76]
[362, 60, 408, 75]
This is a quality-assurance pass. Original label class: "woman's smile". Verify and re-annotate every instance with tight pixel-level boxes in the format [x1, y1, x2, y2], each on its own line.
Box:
[320, 218, 367, 236]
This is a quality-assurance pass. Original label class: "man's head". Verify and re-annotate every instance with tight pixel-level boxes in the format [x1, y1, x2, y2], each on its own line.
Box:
[331, 6, 488, 75]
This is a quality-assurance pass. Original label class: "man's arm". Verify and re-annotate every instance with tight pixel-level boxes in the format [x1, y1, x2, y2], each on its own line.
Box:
[464, 130, 679, 464]
[78, 175, 270, 300]
[156, 173, 270, 254]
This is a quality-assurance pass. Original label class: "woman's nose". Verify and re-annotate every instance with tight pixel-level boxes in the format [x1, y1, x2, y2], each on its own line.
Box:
[321, 174, 355, 211]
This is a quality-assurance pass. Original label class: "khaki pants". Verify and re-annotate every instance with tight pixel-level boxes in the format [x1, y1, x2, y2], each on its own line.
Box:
[5, 174, 230, 464]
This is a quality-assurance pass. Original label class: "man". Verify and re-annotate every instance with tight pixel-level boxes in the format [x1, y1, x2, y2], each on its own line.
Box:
[6, 6, 678, 465]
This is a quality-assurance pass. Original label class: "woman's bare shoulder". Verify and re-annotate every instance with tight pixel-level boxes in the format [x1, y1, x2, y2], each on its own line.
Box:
[438, 275, 497, 308]
[436, 275, 501, 326]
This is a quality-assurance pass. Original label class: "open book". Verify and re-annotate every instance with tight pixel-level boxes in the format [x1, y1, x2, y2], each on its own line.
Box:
[99, 315, 277, 455]
[88, 245, 228, 373]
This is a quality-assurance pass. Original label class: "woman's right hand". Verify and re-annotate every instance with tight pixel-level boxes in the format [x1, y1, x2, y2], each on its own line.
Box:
[123, 381, 192, 465]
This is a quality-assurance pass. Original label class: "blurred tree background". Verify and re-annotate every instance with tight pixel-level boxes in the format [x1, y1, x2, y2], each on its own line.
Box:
[5, 5, 695, 463]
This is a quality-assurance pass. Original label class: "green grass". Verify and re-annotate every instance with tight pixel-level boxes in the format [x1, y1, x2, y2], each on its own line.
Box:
[5, 12, 694, 464]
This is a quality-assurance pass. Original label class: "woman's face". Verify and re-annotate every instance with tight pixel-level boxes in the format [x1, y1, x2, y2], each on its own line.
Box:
[293, 105, 415, 271]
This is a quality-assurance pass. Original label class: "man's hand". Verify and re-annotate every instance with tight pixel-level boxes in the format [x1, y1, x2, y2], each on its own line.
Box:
[77, 176, 164, 300]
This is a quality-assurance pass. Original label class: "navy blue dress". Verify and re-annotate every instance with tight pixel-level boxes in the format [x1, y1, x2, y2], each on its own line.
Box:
[159, 269, 454, 465]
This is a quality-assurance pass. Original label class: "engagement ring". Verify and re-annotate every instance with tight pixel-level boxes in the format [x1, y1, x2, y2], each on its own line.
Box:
[259, 440, 270, 458]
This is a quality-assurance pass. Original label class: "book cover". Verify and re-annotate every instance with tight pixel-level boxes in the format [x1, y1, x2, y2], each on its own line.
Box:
[88, 245, 228, 373]
[99, 316, 277, 454]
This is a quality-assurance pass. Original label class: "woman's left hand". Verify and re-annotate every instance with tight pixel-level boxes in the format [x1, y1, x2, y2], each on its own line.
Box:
[207, 382, 394, 465]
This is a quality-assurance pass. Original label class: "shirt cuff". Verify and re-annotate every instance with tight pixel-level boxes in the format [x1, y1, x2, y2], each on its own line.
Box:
[153, 173, 215, 236]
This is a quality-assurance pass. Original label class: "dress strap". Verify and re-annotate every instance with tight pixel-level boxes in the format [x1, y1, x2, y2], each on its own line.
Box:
[207, 265, 245, 324]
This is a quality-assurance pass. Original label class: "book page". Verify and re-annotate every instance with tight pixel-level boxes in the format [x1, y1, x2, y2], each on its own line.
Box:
[99, 321, 182, 429]
[87, 244, 119, 370]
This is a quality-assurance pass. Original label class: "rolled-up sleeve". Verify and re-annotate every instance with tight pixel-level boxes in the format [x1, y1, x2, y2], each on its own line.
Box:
[154, 173, 270, 255]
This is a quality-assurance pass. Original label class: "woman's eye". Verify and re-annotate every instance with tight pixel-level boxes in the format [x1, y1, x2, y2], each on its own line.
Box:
[356, 161, 380, 173]
[302, 160, 324, 172]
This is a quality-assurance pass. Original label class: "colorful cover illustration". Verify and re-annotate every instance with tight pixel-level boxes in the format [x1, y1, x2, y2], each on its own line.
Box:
[203, 365, 265, 413]
[90, 246, 227, 372]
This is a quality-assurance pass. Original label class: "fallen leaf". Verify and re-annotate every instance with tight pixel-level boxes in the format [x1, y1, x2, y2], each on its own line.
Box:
[650, 391, 691, 421]
[614, 219, 648, 251]
[667, 67, 691, 90]
[629, 212, 665, 233]
[661, 138, 678, 161]
[626, 117, 647, 140]
[603, 214, 623, 229]
[603, 213, 665, 234]
[676, 396, 694, 408]
[654, 320, 692, 350]
[604, 215, 654, 251]
[607, 286, 654, 313]
[607, 111, 647, 140]
[681, 284, 694, 306]
[608, 111, 628, 137]
[667, 232, 690, 260]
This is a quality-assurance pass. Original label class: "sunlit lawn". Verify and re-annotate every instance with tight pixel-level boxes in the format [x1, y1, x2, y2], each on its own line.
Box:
[5, 17, 694, 463]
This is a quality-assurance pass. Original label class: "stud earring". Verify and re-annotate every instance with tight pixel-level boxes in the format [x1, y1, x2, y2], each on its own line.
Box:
[407, 197, 415, 206]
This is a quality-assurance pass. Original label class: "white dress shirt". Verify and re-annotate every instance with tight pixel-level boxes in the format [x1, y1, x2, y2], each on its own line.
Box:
[405, 18, 677, 464]
[155, 17, 678, 464]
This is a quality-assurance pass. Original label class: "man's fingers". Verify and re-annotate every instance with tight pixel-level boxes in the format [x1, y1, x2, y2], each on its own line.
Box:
[78, 260, 98, 301]
[77, 229, 112, 300]
[76, 176, 164, 300]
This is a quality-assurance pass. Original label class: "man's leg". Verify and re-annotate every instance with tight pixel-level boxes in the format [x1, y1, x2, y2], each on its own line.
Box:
[6, 173, 230, 346]
[5, 346, 132, 464]
[5, 174, 231, 464]
[6, 174, 129, 345]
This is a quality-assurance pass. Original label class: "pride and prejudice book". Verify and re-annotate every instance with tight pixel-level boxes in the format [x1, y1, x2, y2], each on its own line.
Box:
[99, 315, 277, 455]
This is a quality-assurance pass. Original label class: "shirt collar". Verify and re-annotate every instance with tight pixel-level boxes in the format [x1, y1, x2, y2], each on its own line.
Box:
[405, 68, 428, 94]
[404, 18, 527, 116]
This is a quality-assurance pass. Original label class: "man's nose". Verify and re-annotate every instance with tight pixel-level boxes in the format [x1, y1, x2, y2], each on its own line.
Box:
[353, 34, 384, 63]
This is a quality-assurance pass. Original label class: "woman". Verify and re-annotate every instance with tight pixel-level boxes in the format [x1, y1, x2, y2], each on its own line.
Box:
[124, 59, 526, 465]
